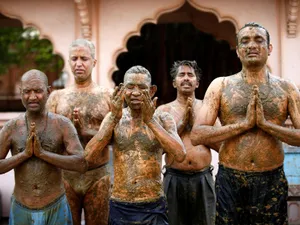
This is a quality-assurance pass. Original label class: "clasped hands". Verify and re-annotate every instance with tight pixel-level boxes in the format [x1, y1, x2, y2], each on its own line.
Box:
[182, 97, 195, 128]
[25, 122, 43, 157]
[110, 83, 158, 123]
[245, 85, 267, 129]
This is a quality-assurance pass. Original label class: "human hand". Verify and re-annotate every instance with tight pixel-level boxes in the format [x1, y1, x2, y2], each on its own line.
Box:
[256, 94, 266, 127]
[111, 83, 125, 122]
[72, 108, 84, 130]
[245, 85, 258, 129]
[24, 122, 35, 157]
[187, 97, 195, 127]
[141, 90, 158, 124]
[33, 133, 43, 158]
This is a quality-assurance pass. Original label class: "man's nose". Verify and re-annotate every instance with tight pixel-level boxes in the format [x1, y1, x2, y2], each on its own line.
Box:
[183, 74, 190, 80]
[29, 91, 37, 99]
[248, 40, 258, 48]
[132, 88, 142, 96]
[75, 59, 83, 66]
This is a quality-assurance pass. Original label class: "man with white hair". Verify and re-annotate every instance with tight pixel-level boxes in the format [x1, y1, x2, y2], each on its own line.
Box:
[47, 39, 112, 225]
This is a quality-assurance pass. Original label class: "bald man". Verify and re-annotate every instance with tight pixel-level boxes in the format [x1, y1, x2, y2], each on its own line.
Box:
[0, 69, 87, 225]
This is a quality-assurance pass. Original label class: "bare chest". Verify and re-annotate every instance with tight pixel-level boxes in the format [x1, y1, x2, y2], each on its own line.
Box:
[114, 121, 161, 154]
[55, 92, 110, 123]
[220, 83, 288, 124]
[11, 124, 64, 155]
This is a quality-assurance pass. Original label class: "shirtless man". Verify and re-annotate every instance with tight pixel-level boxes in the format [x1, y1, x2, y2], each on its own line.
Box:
[191, 22, 300, 224]
[46, 39, 112, 225]
[85, 65, 186, 225]
[157, 60, 216, 225]
[0, 69, 87, 225]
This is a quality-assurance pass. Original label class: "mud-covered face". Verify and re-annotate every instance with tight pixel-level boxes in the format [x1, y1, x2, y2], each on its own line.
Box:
[20, 75, 49, 113]
[69, 45, 96, 83]
[236, 26, 272, 67]
[124, 73, 154, 110]
[173, 65, 199, 94]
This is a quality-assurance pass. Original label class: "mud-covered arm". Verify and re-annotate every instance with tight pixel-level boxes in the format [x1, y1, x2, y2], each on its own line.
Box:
[207, 118, 223, 152]
[85, 85, 123, 168]
[85, 112, 118, 168]
[148, 111, 186, 162]
[0, 121, 32, 174]
[34, 118, 88, 173]
[191, 78, 256, 146]
[257, 81, 300, 146]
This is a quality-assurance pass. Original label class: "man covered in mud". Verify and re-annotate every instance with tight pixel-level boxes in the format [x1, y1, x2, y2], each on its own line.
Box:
[0, 69, 87, 225]
[85, 65, 186, 225]
[46, 39, 112, 225]
[157, 60, 216, 225]
[191, 22, 300, 224]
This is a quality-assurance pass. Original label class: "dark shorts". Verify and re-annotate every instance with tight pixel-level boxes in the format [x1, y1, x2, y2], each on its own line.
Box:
[109, 197, 169, 225]
[9, 194, 73, 225]
[216, 165, 288, 225]
[163, 167, 216, 225]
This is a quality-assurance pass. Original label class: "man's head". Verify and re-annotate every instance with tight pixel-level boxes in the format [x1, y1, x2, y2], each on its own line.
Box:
[69, 39, 97, 83]
[123, 65, 157, 110]
[170, 60, 201, 95]
[236, 22, 272, 67]
[20, 69, 50, 113]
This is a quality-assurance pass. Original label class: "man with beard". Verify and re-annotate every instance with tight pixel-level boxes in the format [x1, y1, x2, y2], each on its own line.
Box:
[157, 60, 216, 225]
[46, 39, 112, 225]
[85, 65, 186, 225]
[191, 22, 300, 224]
[0, 69, 87, 225]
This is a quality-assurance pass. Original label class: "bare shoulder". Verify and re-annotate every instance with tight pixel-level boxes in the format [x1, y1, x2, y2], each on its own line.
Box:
[48, 112, 73, 129]
[156, 101, 175, 113]
[155, 110, 174, 123]
[1, 116, 21, 133]
[93, 85, 113, 97]
[49, 88, 66, 99]
[271, 74, 298, 92]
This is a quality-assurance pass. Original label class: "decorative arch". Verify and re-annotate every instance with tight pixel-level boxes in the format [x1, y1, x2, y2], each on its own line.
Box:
[0, 9, 65, 61]
[109, 0, 240, 80]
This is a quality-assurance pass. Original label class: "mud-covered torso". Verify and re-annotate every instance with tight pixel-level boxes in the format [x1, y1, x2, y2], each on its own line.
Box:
[50, 86, 111, 195]
[10, 113, 66, 208]
[55, 87, 111, 146]
[219, 75, 288, 171]
[111, 108, 163, 203]
[160, 100, 211, 171]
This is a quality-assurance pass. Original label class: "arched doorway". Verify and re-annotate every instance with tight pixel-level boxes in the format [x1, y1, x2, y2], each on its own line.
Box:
[112, 2, 241, 105]
[0, 13, 64, 112]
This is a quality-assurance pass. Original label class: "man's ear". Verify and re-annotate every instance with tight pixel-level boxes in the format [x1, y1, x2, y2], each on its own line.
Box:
[150, 85, 157, 98]
[236, 46, 240, 59]
[93, 59, 97, 67]
[47, 86, 52, 96]
[172, 80, 177, 88]
[268, 44, 273, 56]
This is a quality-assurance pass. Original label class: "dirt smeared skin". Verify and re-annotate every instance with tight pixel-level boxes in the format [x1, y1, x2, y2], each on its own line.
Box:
[47, 83, 112, 225]
[85, 71, 185, 205]
[218, 74, 288, 171]
[3, 112, 85, 209]
[0, 70, 86, 212]
[112, 108, 163, 202]
[158, 99, 212, 171]
[191, 25, 300, 172]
